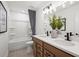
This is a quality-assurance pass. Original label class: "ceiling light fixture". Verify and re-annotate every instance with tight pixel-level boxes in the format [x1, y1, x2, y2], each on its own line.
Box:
[70, 1, 74, 4]
[62, 3, 66, 8]
[49, 6, 53, 13]
[46, 8, 49, 15]
[52, 6, 56, 12]
[43, 9, 46, 14]
[43, 1, 68, 14]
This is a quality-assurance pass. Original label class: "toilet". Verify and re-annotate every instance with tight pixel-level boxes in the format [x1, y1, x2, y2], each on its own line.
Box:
[26, 41, 33, 53]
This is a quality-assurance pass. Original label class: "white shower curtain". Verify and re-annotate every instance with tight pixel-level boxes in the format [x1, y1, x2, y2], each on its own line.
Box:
[9, 11, 32, 39]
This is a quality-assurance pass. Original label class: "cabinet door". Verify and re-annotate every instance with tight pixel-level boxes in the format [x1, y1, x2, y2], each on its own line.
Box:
[36, 44, 43, 57]
[36, 50, 43, 57]
[33, 41, 37, 56]
[44, 49, 55, 57]
[36, 44, 43, 51]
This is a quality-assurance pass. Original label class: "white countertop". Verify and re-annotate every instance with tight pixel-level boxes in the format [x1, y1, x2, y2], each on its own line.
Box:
[33, 35, 79, 57]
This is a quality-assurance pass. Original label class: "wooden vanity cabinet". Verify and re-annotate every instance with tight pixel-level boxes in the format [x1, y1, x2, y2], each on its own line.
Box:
[32, 37, 43, 57]
[32, 37, 74, 57]
[44, 42, 74, 57]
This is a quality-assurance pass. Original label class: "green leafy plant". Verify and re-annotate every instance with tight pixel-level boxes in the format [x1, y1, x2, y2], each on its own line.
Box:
[57, 17, 63, 29]
[49, 15, 63, 30]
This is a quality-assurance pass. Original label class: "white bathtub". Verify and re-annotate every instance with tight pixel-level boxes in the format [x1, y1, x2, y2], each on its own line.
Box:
[9, 37, 32, 51]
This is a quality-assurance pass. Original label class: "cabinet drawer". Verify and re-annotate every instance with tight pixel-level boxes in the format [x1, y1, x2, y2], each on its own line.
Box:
[36, 50, 43, 57]
[44, 49, 55, 57]
[32, 37, 43, 46]
[36, 44, 43, 51]
[44, 42, 74, 57]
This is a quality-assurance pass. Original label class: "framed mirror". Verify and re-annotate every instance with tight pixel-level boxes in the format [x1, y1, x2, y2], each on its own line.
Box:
[61, 18, 66, 31]
[0, 1, 7, 33]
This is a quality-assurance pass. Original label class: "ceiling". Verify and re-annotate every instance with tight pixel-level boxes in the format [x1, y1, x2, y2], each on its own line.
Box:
[6, 1, 77, 13]
[6, 1, 51, 11]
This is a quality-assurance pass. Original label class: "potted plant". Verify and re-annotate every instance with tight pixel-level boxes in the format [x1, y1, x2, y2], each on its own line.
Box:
[49, 15, 63, 38]
[56, 16, 63, 34]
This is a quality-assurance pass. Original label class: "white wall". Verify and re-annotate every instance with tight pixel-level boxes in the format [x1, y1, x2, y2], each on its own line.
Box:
[0, 1, 10, 57]
[36, 9, 44, 35]
[36, 2, 79, 35]
[36, 9, 52, 35]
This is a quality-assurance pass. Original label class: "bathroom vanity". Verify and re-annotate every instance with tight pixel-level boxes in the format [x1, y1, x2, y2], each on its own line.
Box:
[32, 35, 79, 57]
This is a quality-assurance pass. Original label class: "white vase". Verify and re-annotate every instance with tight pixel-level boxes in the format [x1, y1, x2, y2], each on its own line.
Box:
[57, 30, 61, 34]
[51, 30, 58, 38]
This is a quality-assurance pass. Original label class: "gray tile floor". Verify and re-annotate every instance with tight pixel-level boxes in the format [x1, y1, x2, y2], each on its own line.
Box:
[8, 47, 34, 57]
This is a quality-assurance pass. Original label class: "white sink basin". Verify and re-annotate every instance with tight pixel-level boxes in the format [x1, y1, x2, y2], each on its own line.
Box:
[54, 40, 75, 46]
[71, 36, 79, 42]
[38, 35, 75, 46]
